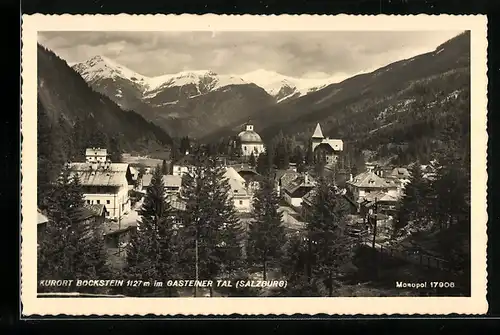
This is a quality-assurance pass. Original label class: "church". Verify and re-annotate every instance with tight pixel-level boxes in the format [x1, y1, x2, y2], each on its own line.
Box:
[238, 122, 265, 157]
[311, 123, 343, 164]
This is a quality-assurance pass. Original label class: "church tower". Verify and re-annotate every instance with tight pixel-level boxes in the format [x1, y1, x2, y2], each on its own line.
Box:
[311, 123, 324, 152]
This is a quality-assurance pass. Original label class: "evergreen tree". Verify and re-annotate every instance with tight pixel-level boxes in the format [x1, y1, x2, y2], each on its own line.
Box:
[37, 102, 56, 209]
[247, 178, 286, 280]
[306, 175, 353, 296]
[109, 132, 124, 163]
[71, 116, 86, 161]
[274, 137, 290, 170]
[305, 138, 314, 166]
[249, 152, 256, 168]
[256, 152, 270, 176]
[124, 165, 179, 296]
[180, 136, 191, 155]
[397, 162, 432, 230]
[38, 165, 110, 293]
[180, 155, 244, 296]
[161, 159, 168, 175]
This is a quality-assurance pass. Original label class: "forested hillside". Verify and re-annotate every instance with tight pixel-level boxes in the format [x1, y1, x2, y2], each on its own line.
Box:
[37, 44, 173, 208]
[204, 31, 470, 166]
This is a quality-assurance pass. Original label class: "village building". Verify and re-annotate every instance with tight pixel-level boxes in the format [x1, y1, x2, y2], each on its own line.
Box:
[231, 164, 262, 194]
[274, 170, 301, 197]
[85, 148, 108, 163]
[69, 148, 133, 219]
[282, 173, 316, 208]
[37, 209, 49, 248]
[238, 122, 265, 157]
[311, 123, 344, 164]
[128, 166, 141, 190]
[141, 174, 183, 195]
[172, 155, 195, 177]
[346, 169, 399, 202]
[224, 166, 253, 212]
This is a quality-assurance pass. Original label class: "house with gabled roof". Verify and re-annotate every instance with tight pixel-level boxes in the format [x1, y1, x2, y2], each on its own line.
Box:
[346, 169, 399, 204]
[224, 167, 253, 213]
[282, 173, 316, 207]
[68, 148, 133, 219]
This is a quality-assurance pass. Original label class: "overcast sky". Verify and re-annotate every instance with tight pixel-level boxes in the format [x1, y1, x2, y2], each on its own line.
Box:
[38, 30, 463, 79]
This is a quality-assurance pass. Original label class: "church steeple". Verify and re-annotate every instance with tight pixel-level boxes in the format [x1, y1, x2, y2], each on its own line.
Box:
[312, 123, 324, 139]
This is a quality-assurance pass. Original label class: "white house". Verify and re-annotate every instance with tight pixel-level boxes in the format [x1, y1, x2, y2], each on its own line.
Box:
[142, 174, 182, 195]
[172, 156, 195, 177]
[85, 148, 108, 163]
[224, 167, 252, 212]
[346, 168, 400, 204]
[69, 149, 133, 219]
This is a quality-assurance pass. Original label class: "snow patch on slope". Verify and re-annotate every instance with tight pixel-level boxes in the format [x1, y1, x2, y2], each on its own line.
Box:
[241, 69, 338, 98]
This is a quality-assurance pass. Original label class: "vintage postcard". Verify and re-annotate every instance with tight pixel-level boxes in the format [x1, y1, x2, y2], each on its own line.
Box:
[21, 14, 488, 316]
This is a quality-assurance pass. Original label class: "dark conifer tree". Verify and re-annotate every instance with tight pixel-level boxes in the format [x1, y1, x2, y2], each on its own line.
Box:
[306, 175, 353, 296]
[38, 165, 110, 294]
[180, 154, 244, 296]
[109, 132, 124, 163]
[161, 159, 168, 175]
[249, 152, 256, 168]
[397, 162, 432, 230]
[124, 165, 179, 296]
[305, 138, 314, 166]
[247, 177, 285, 280]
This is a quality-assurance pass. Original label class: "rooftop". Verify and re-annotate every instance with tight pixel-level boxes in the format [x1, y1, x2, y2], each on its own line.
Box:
[37, 209, 49, 225]
[142, 174, 182, 189]
[312, 123, 324, 139]
[69, 162, 130, 187]
[347, 170, 398, 189]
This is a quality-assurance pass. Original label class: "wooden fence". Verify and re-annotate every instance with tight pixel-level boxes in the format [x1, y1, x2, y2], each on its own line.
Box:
[360, 241, 451, 272]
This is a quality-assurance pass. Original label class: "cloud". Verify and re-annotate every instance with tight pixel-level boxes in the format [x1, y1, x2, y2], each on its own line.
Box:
[38, 30, 463, 79]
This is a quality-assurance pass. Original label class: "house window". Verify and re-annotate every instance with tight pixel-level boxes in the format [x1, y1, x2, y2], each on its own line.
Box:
[107, 200, 110, 204]
[234, 190, 238, 193]
[239, 200, 243, 205]
[97, 200, 100, 204]
[87, 200, 91, 204]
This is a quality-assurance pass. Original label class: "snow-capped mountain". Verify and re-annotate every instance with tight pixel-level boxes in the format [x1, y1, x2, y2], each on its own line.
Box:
[73, 56, 248, 100]
[72, 55, 338, 104]
[240, 69, 338, 102]
[71, 55, 341, 137]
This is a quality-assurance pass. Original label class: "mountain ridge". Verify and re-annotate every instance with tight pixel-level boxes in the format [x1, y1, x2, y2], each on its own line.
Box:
[202, 31, 470, 166]
[37, 44, 172, 152]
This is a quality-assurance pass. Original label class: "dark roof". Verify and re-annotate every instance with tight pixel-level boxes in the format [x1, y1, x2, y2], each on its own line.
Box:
[72, 206, 98, 222]
[274, 169, 288, 181]
[84, 204, 107, 216]
[173, 155, 196, 166]
[282, 175, 316, 196]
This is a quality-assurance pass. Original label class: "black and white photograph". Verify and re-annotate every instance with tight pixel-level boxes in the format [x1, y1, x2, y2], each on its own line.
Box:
[22, 14, 487, 315]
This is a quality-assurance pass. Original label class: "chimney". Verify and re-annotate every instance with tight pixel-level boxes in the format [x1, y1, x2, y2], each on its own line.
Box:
[304, 172, 309, 185]
[349, 173, 353, 182]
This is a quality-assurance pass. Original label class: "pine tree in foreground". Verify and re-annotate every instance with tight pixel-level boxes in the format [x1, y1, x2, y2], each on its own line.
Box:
[306, 175, 353, 297]
[247, 177, 285, 280]
[124, 165, 179, 296]
[38, 165, 110, 294]
[180, 154, 244, 296]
